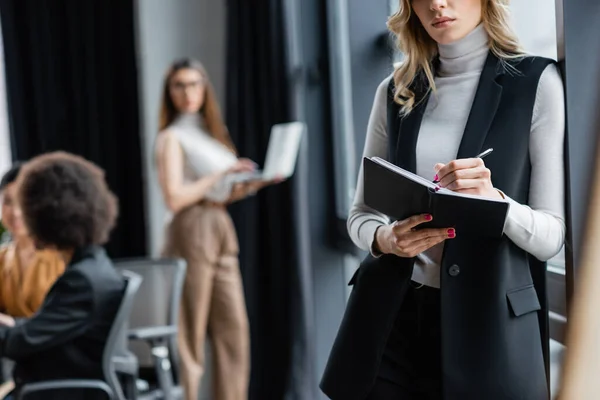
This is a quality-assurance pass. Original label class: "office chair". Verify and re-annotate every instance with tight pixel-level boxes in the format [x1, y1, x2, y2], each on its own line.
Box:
[18, 270, 142, 400]
[113, 258, 186, 400]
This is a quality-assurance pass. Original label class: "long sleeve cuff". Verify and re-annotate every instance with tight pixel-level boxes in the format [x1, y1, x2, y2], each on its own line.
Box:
[0, 325, 9, 356]
[502, 194, 566, 261]
[360, 219, 385, 258]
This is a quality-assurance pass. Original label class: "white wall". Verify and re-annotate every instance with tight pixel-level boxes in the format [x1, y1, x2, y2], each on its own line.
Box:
[135, 0, 227, 257]
[510, 0, 558, 60]
[0, 19, 12, 178]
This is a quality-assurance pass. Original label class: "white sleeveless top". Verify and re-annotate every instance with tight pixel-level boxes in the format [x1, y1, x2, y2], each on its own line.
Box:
[165, 113, 238, 203]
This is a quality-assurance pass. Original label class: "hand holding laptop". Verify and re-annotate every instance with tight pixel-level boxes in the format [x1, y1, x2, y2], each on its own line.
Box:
[245, 175, 286, 193]
[226, 158, 258, 174]
[0, 312, 15, 327]
[232, 122, 304, 183]
[226, 174, 286, 204]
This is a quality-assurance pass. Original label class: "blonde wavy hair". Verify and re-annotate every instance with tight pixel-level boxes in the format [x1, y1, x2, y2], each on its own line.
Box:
[388, 0, 524, 115]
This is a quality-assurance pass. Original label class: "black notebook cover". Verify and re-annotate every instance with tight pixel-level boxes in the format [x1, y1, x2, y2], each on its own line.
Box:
[363, 157, 509, 238]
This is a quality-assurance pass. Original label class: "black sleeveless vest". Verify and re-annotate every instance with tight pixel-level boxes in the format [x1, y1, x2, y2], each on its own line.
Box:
[320, 52, 557, 400]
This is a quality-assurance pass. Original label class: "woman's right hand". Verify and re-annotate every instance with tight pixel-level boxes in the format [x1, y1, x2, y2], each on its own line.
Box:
[227, 158, 257, 174]
[0, 312, 15, 327]
[374, 214, 455, 258]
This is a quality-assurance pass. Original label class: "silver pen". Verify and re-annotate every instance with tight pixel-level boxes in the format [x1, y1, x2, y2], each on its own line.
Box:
[433, 148, 495, 185]
[476, 148, 494, 159]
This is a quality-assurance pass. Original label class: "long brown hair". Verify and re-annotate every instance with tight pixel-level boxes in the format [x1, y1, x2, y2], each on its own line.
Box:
[388, 0, 525, 116]
[159, 58, 236, 154]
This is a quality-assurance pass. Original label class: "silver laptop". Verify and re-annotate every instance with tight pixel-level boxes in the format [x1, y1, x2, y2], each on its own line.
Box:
[233, 121, 304, 182]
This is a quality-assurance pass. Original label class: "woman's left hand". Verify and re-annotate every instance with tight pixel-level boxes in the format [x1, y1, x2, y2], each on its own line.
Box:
[435, 158, 503, 199]
[245, 176, 286, 194]
[0, 312, 15, 327]
[226, 176, 286, 204]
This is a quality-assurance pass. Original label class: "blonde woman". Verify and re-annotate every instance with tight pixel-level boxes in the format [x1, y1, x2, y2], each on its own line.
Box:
[321, 0, 565, 399]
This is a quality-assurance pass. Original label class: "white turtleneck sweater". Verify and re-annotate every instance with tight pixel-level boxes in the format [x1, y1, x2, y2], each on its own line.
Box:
[164, 113, 239, 203]
[347, 25, 566, 288]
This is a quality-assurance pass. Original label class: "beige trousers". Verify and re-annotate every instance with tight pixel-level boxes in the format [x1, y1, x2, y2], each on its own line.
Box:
[163, 204, 250, 400]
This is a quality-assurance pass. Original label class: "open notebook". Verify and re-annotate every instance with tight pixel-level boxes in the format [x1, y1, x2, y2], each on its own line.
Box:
[364, 157, 509, 238]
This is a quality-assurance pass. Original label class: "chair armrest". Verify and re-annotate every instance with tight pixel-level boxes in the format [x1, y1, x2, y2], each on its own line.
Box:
[128, 325, 178, 341]
[19, 379, 114, 399]
[1, 358, 14, 382]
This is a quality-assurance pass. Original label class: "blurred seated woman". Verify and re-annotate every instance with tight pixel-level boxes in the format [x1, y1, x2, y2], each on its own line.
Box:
[0, 163, 66, 397]
[0, 162, 65, 319]
[0, 152, 125, 400]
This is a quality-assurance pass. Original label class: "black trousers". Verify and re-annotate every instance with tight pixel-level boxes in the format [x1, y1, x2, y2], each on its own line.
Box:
[366, 282, 442, 400]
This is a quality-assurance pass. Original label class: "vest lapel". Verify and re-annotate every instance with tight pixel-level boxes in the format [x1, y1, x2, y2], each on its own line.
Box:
[394, 82, 431, 174]
[393, 52, 503, 170]
[456, 51, 504, 159]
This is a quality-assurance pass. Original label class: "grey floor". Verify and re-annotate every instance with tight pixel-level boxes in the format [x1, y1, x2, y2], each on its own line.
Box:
[198, 338, 566, 399]
[550, 339, 566, 399]
[198, 340, 213, 400]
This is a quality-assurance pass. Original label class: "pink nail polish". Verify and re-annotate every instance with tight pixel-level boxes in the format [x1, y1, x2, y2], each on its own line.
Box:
[448, 233, 456, 238]
[424, 214, 433, 221]
[434, 174, 439, 182]
[447, 228, 455, 235]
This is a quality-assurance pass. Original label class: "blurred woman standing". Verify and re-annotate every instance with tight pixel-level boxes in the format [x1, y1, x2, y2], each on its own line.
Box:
[155, 58, 277, 400]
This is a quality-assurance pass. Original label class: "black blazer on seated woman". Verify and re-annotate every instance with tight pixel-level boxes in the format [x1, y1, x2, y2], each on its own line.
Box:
[0, 246, 125, 400]
[321, 54, 559, 400]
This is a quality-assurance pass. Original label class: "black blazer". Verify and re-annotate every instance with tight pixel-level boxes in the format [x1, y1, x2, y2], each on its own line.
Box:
[0, 246, 125, 400]
[321, 53, 558, 399]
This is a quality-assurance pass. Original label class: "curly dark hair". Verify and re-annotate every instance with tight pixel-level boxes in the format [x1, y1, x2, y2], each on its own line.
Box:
[16, 152, 119, 250]
[0, 161, 23, 191]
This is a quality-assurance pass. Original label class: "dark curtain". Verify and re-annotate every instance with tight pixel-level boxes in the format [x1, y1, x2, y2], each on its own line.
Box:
[226, 1, 316, 399]
[0, 0, 146, 258]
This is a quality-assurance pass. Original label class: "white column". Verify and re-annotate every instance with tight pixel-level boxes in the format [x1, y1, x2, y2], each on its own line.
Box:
[0, 18, 12, 178]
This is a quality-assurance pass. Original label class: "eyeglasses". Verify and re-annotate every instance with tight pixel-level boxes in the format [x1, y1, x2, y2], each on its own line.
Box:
[170, 80, 204, 92]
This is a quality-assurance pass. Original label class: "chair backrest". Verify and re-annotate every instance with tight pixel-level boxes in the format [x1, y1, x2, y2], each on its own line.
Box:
[112, 258, 186, 373]
[103, 270, 142, 400]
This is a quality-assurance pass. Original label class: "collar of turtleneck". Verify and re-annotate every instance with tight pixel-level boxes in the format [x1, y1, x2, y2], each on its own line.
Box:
[437, 23, 489, 76]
